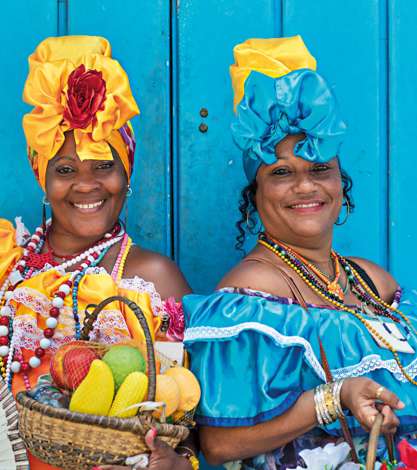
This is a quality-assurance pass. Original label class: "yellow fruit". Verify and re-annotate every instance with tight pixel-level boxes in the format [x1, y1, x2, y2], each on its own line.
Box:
[165, 366, 201, 412]
[153, 374, 180, 418]
[69, 359, 114, 416]
[109, 371, 148, 418]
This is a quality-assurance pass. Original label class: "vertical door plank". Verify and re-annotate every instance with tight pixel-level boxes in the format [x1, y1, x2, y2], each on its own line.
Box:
[69, 0, 171, 255]
[176, 0, 282, 293]
[283, 0, 388, 266]
[388, 0, 417, 284]
[0, 1, 57, 230]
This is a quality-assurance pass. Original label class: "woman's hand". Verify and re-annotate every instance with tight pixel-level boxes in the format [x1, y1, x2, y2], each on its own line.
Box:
[340, 377, 405, 434]
[96, 429, 192, 470]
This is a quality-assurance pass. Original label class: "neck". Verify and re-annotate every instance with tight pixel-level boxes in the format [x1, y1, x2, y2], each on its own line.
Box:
[266, 231, 334, 265]
[47, 223, 111, 257]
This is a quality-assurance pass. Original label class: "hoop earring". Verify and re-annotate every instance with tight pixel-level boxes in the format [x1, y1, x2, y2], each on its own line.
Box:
[42, 195, 50, 231]
[335, 198, 350, 226]
[126, 185, 132, 197]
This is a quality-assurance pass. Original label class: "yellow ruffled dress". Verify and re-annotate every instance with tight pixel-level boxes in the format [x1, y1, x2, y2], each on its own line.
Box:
[0, 219, 162, 469]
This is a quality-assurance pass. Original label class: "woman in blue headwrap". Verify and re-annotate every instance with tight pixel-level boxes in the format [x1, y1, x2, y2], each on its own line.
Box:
[183, 36, 417, 469]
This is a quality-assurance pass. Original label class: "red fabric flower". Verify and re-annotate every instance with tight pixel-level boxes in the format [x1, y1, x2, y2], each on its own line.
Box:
[163, 297, 185, 341]
[398, 439, 417, 470]
[64, 64, 106, 129]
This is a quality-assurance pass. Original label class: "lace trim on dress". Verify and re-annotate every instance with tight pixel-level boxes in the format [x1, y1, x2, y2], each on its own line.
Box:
[9, 274, 174, 351]
[332, 354, 417, 383]
[185, 322, 417, 383]
[12, 309, 131, 352]
[119, 276, 164, 316]
[184, 322, 328, 381]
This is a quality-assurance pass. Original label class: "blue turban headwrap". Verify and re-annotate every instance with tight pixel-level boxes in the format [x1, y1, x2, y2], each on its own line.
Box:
[230, 38, 347, 181]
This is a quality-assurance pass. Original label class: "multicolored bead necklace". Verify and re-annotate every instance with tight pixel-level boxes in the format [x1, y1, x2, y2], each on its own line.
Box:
[268, 235, 345, 301]
[258, 232, 417, 387]
[0, 222, 124, 390]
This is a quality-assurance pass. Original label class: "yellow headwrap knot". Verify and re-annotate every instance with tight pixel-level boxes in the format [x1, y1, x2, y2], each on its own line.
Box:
[230, 35, 317, 110]
[23, 36, 140, 190]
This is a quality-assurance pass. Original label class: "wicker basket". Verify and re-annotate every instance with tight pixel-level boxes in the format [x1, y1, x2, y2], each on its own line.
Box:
[16, 295, 190, 469]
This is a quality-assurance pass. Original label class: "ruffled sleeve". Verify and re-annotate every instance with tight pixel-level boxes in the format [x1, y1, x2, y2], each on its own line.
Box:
[183, 291, 322, 426]
[184, 289, 417, 435]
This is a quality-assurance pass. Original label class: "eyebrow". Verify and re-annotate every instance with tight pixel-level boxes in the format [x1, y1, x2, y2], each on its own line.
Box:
[275, 154, 291, 160]
[52, 155, 77, 164]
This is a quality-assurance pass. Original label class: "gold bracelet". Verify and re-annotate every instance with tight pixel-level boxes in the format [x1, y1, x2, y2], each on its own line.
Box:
[322, 383, 338, 422]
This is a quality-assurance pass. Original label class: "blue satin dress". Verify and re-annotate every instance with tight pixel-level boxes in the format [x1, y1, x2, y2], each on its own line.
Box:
[183, 287, 417, 469]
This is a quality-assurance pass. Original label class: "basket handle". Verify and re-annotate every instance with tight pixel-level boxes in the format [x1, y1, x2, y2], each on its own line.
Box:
[80, 296, 156, 402]
[365, 413, 395, 470]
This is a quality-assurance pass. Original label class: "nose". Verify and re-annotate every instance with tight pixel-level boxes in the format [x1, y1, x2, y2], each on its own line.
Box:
[72, 170, 101, 193]
[293, 172, 317, 194]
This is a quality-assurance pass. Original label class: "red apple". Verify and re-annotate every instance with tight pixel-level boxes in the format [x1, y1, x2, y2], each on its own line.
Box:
[50, 341, 94, 389]
[63, 347, 98, 390]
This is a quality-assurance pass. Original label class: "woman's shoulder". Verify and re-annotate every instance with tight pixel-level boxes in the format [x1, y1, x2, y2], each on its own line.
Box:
[124, 245, 191, 300]
[347, 256, 398, 302]
[217, 250, 294, 298]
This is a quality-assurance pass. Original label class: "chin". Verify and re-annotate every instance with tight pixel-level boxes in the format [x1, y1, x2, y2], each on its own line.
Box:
[70, 219, 115, 239]
[290, 222, 331, 240]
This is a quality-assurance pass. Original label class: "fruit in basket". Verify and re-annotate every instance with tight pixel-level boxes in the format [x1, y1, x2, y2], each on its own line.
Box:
[50, 341, 88, 388]
[102, 345, 146, 389]
[69, 359, 114, 415]
[165, 366, 201, 412]
[153, 374, 180, 418]
[63, 347, 98, 390]
[108, 371, 148, 418]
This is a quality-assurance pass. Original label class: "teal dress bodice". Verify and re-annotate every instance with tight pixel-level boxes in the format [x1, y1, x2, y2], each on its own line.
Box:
[183, 287, 417, 438]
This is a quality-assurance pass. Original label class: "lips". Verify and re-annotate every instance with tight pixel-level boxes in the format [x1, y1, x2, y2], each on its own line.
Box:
[71, 199, 105, 213]
[287, 200, 325, 213]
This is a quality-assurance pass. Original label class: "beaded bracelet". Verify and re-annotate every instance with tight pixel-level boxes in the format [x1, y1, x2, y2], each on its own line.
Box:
[314, 380, 345, 425]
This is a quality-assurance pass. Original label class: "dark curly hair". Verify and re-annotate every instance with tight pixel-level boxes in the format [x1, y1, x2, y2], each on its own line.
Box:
[235, 166, 355, 252]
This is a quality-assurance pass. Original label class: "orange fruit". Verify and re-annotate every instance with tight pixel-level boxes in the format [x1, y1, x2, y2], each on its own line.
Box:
[165, 366, 201, 412]
[153, 374, 180, 418]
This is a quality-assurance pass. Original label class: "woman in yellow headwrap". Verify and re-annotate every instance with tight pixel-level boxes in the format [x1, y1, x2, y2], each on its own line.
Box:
[184, 36, 417, 469]
[0, 36, 196, 470]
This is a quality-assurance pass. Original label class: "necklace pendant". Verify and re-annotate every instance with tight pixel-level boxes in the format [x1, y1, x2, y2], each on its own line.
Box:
[328, 281, 344, 302]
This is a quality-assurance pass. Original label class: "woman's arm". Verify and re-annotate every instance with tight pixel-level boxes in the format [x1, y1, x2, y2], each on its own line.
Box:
[201, 390, 316, 465]
[200, 378, 403, 466]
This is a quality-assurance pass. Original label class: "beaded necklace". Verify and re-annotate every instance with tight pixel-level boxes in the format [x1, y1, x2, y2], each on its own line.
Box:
[0, 222, 124, 390]
[258, 233, 417, 387]
[267, 235, 345, 301]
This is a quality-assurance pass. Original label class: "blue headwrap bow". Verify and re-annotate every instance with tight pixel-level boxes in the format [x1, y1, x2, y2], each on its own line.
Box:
[231, 69, 347, 181]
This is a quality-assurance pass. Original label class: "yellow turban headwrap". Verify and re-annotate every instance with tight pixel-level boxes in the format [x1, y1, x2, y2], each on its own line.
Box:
[22, 36, 140, 190]
[230, 35, 317, 110]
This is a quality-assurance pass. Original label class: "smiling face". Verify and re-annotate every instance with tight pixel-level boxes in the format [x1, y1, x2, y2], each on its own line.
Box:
[255, 133, 343, 248]
[45, 131, 128, 240]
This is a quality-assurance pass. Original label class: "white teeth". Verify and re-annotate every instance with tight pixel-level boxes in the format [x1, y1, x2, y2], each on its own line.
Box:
[74, 200, 104, 210]
[291, 202, 321, 209]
